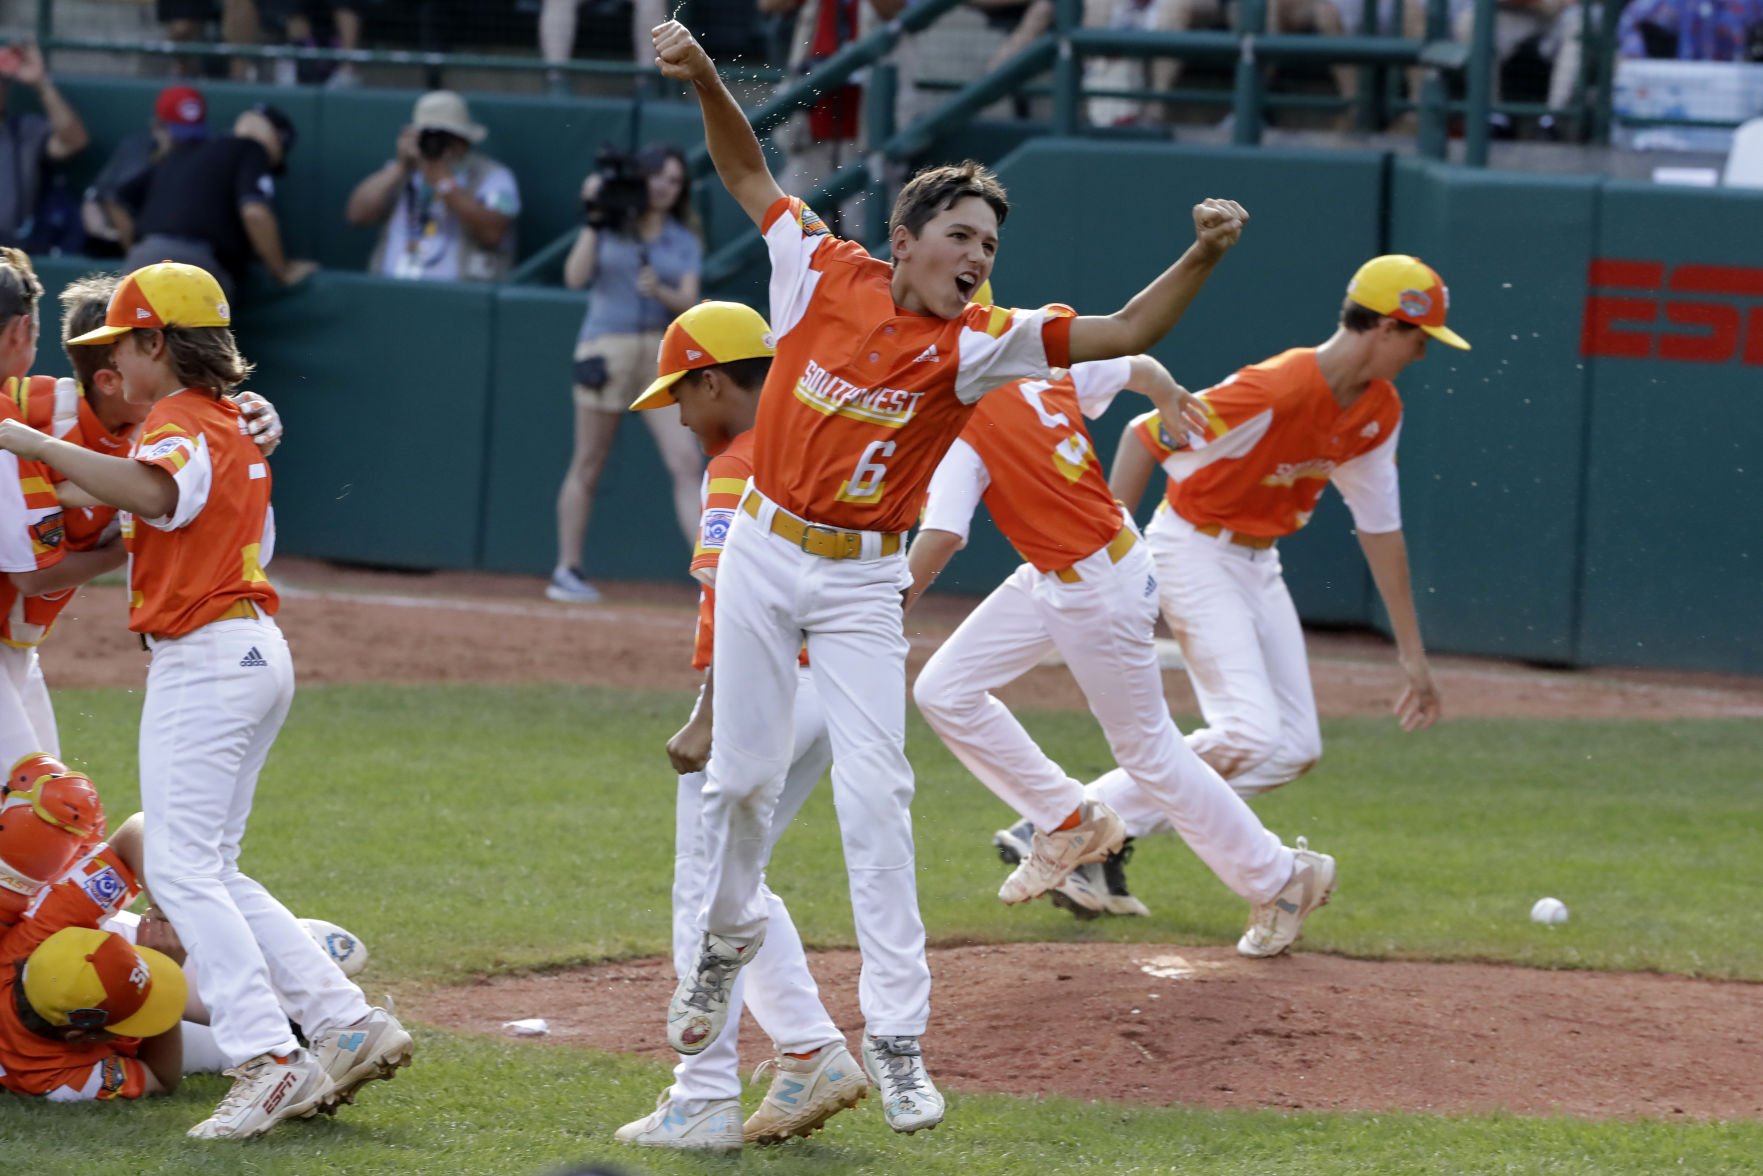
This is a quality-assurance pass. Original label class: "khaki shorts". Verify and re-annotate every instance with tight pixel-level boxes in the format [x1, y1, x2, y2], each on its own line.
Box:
[573, 330, 665, 413]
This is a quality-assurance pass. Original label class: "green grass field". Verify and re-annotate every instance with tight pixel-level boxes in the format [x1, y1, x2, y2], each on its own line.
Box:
[5, 682, 1762, 1175]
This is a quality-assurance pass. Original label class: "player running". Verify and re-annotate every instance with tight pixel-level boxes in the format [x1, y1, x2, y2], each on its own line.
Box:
[908, 352, 1336, 956]
[650, 17, 1246, 1131]
[615, 301, 866, 1151]
[0, 262, 410, 1140]
[1082, 256, 1459, 887]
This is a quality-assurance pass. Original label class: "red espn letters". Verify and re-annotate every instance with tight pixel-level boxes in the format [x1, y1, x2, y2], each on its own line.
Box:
[1581, 260, 1763, 364]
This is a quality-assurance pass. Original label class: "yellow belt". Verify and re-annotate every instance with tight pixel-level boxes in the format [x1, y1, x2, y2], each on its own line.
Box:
[1194, 522, 1277, 551]
[144, 598, 259, 647]
[1054, 525, 1138, 583]
[741, 493, 904, 560]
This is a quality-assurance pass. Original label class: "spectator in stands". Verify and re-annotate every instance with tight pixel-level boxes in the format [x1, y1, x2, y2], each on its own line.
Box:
[114, 104, 315, 302]
[266, 1, 370, 87]
[761, 0, 907, 240]
[159, 0, 263, 80]
[0, 41, 88, 251]
[83, 85, 208, 258]
[540, 0, 666, 95]
[548, 144, 702, 604]
[344, 91, 520, 283]
[1619, 0, 1763, 59]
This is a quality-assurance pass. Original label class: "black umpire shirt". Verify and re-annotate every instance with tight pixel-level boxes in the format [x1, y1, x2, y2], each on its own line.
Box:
[120, 135, 276, 292]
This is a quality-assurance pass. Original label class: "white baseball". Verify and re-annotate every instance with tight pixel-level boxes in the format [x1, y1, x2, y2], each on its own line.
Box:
[1530, 897, 1569, 925]
[299, 916, 369, 977]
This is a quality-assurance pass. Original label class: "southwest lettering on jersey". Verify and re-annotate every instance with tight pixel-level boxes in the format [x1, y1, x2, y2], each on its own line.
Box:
[1262, 458, 1336, 488]
[793, 360, 927, 428]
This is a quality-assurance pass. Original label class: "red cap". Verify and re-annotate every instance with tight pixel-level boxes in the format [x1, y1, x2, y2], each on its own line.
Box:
[154, 86, 207, 140]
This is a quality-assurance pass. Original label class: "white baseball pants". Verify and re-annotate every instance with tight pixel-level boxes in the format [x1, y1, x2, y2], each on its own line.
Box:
[669, 666, 843, 1106]
[138, 617, 370, 1067]
[1093, 509, 1323, 837]
[700, 496, 930, 1038]
[0, 642, 58, 766]
[913, 533, 1293, 905]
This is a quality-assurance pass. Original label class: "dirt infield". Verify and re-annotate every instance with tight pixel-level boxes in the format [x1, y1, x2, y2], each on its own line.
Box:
[44, 558, 1763, 1118]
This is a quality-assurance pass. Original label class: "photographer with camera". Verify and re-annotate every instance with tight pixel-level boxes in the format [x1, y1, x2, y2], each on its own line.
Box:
[548, 144, 702, 604]
[345, 90, 519, 283]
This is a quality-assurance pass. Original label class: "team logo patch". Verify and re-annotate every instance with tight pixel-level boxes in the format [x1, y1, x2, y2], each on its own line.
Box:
[1397, 288, 1432, 318]
[700, 508, 735, 549]
[143, 438, 184, 460]
[80, 865, 128, 909]
[99, 1056, 127, 1096]
[30, 515, 64, 550]
[796, 203, 829, 238]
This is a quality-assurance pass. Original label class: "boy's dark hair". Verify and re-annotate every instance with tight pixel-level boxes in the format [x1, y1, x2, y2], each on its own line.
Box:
[888, 160, 1009, 240]
[128, 326, 254, 394]
[1340, 298, 1419, 334]
[0, 247, 43, 326]
[60, 274, 121, 391]
[707, 356, 770, 392]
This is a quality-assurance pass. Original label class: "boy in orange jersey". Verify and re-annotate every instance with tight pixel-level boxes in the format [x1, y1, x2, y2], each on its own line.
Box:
[908, 353, 1336, 958]
[615, 301, 867, 1152]
[651, 18, 1246, 1129]
[0, 261, 410, 1141]
[1077, 257, 1460, 914]
[0, 262, 282, 767]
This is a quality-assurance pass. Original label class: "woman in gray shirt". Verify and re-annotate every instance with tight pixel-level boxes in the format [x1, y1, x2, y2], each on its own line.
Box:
[550, 144, 704, 603]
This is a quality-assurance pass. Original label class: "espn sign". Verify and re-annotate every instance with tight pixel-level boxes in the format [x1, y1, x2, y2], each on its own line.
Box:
[1582, 260, 1763, 364]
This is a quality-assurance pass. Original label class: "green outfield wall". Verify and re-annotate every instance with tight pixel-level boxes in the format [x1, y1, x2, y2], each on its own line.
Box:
[17, 80, 1762, 673]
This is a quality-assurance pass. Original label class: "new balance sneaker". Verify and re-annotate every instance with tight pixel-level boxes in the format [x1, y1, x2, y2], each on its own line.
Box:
[743, 1042, 868, 1144]
[998, 799, 1126, 905]
[667, 930, 764, 1055]
[311, 1007, 414, 1111]
[1237, 837, 1337, 958]
[992, 817, 1034, 866]
[860, 1035, 944, 1133]
[545, 566, 602, 603]
[187, 1048, 332, 1139]
[615, 1091, 742, 1151]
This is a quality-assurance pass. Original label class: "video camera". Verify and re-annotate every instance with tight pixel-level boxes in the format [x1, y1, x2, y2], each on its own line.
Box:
[583, 145, 650, 234]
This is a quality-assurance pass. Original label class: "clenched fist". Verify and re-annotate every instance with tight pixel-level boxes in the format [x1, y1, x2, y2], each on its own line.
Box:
[652, 20, 716, 87]
[1192, 197, 1249, 262]
[0, 417, 49, 460]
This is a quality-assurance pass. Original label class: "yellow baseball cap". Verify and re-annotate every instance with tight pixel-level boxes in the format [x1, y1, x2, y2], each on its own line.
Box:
[23, 926, 187, 1039]
[1345, 255, 1470, 350]
[67, 261, 231, 346]
[631, 301, 776, 412]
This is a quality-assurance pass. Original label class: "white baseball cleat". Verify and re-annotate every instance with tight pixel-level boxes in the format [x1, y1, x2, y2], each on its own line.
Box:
[545, 566, 603, 604]
[998, 799, 1126, 905]
[1237, 837, 1337, 958]
[667, 930, 764, 1055]
[187, 1048, 332, 1139]
[743, 1041, 868, 1144]
[310, 1006, 414, 1111]
[861, 1035, 945, 1133]
[615, 1091, 742, 1151]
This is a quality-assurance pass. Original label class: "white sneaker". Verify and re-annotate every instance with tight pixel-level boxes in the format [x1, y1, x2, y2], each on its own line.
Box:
[743, 1041, 867, 1144]
[998, 800, 1125, 905]
[1237, 837, 1337, 958]
[310, 1007, 414, 1111]
[187, 1048, 332, 1139]
[667, 930, 763, 1055]
[545, 566, 602, 603]
[615, 1091, 742, 1151]
[861, 1035, 944, 1133]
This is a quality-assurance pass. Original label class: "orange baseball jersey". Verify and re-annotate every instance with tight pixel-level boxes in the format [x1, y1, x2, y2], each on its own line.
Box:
[922, 360, 1134, 572]
[687, 430, 807, 672]
[125, 390, 278, 637]
[0, 376, 128, 648]
[752, 196, 1076, 534]
[1132, 348, 1404, 539]
[0, 842, 150, 1101]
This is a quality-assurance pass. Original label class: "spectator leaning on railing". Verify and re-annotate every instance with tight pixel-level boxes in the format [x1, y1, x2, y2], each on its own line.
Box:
[345, 91, 520, 283]
[0, 41, 88, 252]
